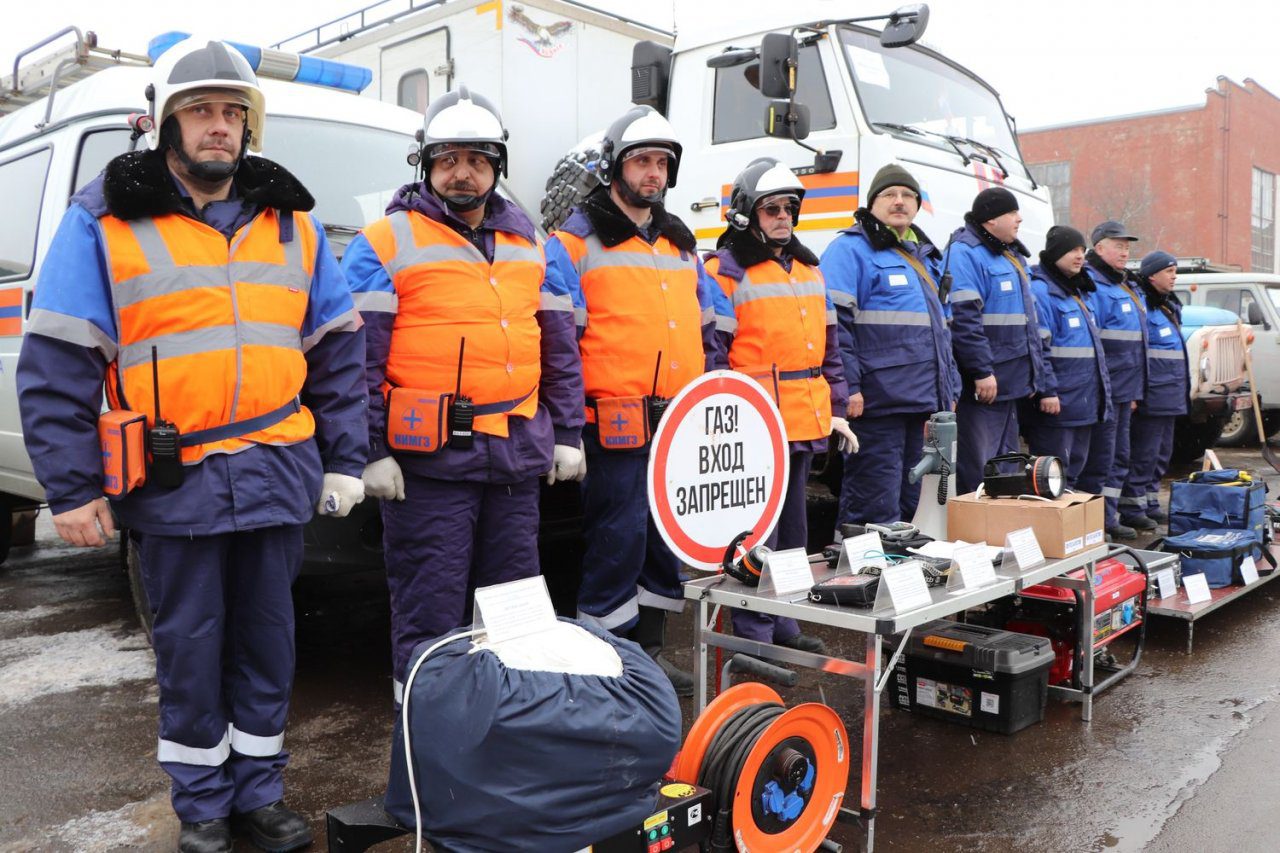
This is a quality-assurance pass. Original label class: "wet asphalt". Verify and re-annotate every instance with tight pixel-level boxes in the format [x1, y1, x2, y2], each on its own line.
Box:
[1, 445, 1278, 853]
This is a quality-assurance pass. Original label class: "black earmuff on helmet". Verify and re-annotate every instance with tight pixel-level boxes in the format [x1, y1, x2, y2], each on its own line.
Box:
[722, 529, 772, 586]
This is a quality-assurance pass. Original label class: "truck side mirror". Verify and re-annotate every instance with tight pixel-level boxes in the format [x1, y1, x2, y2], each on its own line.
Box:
[880, 4, 931, 48]
[1246, 301, 1269, 329]
[764, 99, 810, 141]
[631, 40, 673, 114]
[758, 32, 798, 99]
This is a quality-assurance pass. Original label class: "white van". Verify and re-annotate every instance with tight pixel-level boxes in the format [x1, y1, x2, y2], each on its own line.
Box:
[0, 29, 423, 567]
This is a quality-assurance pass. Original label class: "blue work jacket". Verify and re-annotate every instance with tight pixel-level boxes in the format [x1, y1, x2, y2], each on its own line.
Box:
[1085, 253, 1148, 402]
[1029, 265, 1114, 428]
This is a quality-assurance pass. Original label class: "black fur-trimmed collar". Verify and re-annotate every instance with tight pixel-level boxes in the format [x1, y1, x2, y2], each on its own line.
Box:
[715, 225, 819, 272]
[579, 187, 697, 252]
[852, 207, 942, 260]
[1085, 250, 1127, 284]
[102, 149, 315, 221]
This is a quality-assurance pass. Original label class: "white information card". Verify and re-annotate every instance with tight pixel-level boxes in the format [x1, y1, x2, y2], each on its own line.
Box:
[873, 561, 934, 613]
[1155, 568, 1177, 601]
[837, 532, 885, 575]
[758, 548, 815, 599]
[947, 541, 999, 592]
[1182, 572, 1213, 604]
[472, 576, 558, 644]
[1240, 555, 1260, 585]
[1003, 527, 1046, 573]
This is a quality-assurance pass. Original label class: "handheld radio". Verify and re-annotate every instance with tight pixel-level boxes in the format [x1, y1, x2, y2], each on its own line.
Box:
[448, 337, 475, 450]
[645, 351, 669, 436]
[147, 346, 184, 488]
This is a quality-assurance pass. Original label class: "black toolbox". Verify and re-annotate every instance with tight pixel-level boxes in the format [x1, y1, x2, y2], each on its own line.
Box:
[891, 620, 1054, 734]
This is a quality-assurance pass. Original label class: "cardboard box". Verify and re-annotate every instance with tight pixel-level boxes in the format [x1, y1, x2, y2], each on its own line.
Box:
[947, 492, 1105, 559]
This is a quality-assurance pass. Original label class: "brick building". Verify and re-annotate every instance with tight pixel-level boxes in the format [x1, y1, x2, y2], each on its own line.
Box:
[1018, 77, 1280, 272]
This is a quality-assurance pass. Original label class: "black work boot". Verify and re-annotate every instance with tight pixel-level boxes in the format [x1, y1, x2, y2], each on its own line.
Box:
[1106, 523, 1137, 541]
[633, 606, 695, 697]
[1123, 514, 1158, 531]
[233, 801, 312, 852]
[179, 818, 232, 853]
[776, 633, 827, 655]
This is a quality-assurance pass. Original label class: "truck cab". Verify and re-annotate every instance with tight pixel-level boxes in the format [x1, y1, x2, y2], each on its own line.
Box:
[639, 4, 1052, 255]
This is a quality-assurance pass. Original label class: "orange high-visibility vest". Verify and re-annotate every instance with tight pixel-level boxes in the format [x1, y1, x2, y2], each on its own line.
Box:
[362, 210, 544, 438]
[554, 230, 704, 419]
[706, 254, 833, 442]
[100, 209, 316, 464]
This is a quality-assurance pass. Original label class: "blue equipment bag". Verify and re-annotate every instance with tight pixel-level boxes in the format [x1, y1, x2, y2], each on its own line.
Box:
[1161, 529, 1258, 588]
[1169, 469, 1267, 554]
[385, 619, 682, 852]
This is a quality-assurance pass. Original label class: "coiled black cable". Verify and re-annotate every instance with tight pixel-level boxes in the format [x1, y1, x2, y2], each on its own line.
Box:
[697, 702, 786, 852]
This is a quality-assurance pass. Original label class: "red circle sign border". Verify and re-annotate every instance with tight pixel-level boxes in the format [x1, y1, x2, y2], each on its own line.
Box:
[648, 371, 789, 569]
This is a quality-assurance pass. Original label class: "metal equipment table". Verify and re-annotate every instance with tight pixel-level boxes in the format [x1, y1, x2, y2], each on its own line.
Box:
[684, 545, 1107, 853]
[1147, 542, 1280, 653]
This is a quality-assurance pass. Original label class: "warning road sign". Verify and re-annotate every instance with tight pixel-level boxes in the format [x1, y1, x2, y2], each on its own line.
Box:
[647, 370, 789, 570]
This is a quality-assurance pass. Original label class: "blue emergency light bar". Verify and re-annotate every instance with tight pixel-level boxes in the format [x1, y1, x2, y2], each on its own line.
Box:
[147, 31, 373, 94]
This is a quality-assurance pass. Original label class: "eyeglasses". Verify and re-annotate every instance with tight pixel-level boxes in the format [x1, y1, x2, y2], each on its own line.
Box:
[757, 201, 800, 218]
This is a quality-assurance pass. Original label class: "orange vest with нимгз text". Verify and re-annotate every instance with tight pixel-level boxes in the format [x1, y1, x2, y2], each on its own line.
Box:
[100, 209, 316, 465]
[555, 231, 704, 420]
[361, 210, 544, 438]
[706, 254, 833, 442]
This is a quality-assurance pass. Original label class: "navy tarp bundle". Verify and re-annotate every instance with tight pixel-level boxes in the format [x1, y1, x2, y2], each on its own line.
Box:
[1162, 529, 1257, 588]
[386, 619, 682, 852]
[1169, 469, 1266, 554]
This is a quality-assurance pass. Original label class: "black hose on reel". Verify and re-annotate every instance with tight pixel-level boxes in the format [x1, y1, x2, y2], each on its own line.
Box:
[696, 701, 785, 851]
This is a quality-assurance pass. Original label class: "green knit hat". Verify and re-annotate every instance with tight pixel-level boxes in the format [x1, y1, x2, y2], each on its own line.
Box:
[866, 163, 921, 206]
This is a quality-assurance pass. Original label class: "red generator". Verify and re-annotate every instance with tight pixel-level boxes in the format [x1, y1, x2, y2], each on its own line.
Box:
[1006, 556, 1148, 691]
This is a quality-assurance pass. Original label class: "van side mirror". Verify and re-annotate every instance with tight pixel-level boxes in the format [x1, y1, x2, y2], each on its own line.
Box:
[880, 4, 930, 48]
[758, 32, 798, 99]
[631, 40, 673, 114]
[764, 99, 810, 140]
[1246, 301, 1268, 328]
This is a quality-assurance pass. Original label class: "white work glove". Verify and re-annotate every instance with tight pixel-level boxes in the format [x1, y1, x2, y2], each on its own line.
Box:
[362, 456, 405, 501]
[317, 472, 365, 518]
[547, 443, 586, 485]
[830, 416, 859, 454]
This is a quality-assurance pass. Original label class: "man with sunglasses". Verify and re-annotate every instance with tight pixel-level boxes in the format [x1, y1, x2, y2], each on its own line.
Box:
[704, 157, 855, 654]
[820, 164, 960, 527]
[946, 187, 1048, 494]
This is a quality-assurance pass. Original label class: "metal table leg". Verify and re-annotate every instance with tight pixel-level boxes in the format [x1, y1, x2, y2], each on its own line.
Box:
[694, 596, 708, 712]
[860, 632, 882, 852]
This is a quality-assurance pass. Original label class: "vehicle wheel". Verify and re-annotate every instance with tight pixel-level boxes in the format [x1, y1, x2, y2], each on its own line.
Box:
[123, 532, 155, 645]
[1216, 409, 1257, 446]
[1173, 417, 1225, 463]
[539, 132, 604, 233]
[1264, 412, 1280, 439]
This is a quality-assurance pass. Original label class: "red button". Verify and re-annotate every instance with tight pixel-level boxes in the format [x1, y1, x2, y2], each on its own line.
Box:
[662, 839, 675, 850]
[648, 844, 661, 853]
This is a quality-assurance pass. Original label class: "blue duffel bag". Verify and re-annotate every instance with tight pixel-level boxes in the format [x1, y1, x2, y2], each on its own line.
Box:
[385, 619, 682, 853]
[1169, 469, 1267, 553]
[1161, 529, 1260, 588]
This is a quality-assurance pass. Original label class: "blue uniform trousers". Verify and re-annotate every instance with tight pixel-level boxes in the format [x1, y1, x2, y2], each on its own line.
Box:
[1080, 401, 1133, 527]
[138, 526, 303, 823]
[1024, 422, 1093, 489]
[577, 437, 684, 634]
[956, 396, 1020, 494]
[731, 450, 812, 643]
[1123, 413, 1176, 520]
[383, 473, 540, 697]
[838, 413, 927, 526]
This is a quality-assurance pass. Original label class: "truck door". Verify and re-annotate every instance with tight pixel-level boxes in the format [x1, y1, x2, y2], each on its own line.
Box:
[669, 39, 854, 255]
[379, 28, 451, 114]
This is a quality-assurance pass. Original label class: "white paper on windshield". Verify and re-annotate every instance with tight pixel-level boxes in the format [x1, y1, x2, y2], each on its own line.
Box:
[472, 576, 558, 644]
[849, 45, 891, 89]
[1183, 572, 1212, 604]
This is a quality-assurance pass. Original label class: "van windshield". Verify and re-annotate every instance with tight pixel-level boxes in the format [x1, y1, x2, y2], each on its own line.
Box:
[262, 117, 419, 243]
[838, 27, 1028, 179]
[1269, 285, 1280, 314]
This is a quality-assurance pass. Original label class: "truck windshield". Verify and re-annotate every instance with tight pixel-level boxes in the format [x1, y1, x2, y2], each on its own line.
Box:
[838, 27, 1028, 179]
[263, 117, 419, 246]
[1269, 285, 1280, 314]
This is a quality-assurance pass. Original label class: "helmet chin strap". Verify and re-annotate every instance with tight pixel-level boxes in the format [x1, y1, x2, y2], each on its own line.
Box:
[161, 120, 245, 184]
[752, 223, 792, 249]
